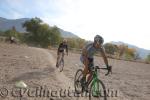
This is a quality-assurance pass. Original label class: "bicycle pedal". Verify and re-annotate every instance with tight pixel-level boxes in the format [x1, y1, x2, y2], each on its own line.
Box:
[82, 87, 89, 93]
[60, 69, 63, 72]
[56, 64, 59, 68]
[82, 84, 89, 92]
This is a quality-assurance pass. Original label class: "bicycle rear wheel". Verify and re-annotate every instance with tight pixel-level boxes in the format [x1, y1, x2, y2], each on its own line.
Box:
[89, 79, 107, 100]
[74, 69, 83, 94]
[59, 58, 64, 72]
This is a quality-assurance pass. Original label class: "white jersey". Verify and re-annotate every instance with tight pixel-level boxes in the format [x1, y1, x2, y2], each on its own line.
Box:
[81, 42, 103, 58]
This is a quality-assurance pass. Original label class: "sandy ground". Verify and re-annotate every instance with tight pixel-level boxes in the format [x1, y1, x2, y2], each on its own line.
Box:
[0, 43, 150, 100]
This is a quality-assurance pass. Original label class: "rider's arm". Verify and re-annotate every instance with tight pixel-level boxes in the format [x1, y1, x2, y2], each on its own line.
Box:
[100, 47, 109, 68]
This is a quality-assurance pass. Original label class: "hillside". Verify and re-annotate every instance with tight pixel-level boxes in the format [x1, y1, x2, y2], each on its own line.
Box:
[111, 41, 150, 59]
[0, 17, 80, 38]
[0, 17, 29, 33]
[59, 28, 79, 38]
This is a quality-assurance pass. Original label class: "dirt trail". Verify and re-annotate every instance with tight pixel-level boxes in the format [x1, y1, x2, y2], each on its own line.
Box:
[0, 43, 150, 100]
[0, 43, 87, 100]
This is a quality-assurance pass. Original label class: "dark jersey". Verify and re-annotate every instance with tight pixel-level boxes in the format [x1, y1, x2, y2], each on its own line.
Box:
[58, 43, 68, 53]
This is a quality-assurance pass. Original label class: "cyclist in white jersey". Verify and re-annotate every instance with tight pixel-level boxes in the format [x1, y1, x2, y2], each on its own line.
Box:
[80, 35, 111, 84]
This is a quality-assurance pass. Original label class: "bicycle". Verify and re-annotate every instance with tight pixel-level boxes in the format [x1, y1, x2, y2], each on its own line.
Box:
[74, 65, 112, 100]
[57, 53, 64, 72]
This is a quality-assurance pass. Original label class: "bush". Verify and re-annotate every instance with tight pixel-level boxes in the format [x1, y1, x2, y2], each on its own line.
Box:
[23, 17, 61, 48]
[145, 54, 150, 63]
[104, 43, 118, 55]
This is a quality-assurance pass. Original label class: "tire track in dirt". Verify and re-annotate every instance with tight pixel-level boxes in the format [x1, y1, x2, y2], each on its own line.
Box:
[43, 49, 90, 100]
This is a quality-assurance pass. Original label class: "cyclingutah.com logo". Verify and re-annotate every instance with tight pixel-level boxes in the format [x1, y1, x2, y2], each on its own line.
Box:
[0, 86, 120, 98]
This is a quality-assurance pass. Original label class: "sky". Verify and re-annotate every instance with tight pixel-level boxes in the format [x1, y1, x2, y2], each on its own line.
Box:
[0, 0, 150, 50]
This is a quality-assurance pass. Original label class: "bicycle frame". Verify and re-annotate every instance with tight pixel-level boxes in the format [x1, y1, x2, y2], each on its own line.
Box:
[74, 65, 111, 100]
[87, 68, 99, 88]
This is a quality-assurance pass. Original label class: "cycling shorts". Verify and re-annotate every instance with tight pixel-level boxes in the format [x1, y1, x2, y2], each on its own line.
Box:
[80, 56, 94, 71]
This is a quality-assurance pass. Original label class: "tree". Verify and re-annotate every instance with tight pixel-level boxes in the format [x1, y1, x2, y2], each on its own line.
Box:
[49, 26, 61, 45]
[67, 38, 86, 49]
[125, 48, 136, 60]
[77, 38, 86, 48]
[23, 17, 61, 47]
[23, 17, 42, 34]
[0, 30, 4, 36]
[116, 44, 128, 59]
[145, 54, 150, 63]
[134, 52, 141, 60]
[4, 26, 22, 41]
[104, 43, 118, 55]
[23, 17, 42, 43]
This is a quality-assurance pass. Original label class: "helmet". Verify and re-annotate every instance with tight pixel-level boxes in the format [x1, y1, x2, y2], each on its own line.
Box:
[94, 35, 104, 44]
[63, 39, 67, 43]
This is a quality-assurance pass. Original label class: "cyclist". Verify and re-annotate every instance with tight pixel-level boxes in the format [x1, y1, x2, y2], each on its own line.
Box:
[80, 35, 111, 87]
[56, 39, 68, 67]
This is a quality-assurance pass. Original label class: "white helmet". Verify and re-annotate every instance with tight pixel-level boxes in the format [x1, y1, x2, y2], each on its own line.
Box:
[94, 35, 104, 44]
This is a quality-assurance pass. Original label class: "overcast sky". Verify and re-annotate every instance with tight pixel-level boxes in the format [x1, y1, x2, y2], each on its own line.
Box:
[0, 0, 150, 50]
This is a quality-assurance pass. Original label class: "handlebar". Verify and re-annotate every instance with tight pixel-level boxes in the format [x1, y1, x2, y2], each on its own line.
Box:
[94, 65, 112, 76]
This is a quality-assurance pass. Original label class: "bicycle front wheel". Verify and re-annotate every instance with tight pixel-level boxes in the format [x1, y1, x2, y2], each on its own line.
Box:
[74, 69, 83, 94]
[89, 79, 107, 100]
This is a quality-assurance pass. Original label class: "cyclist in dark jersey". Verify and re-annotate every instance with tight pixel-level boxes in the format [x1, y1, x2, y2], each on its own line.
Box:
[80, 35, 111, 85]
[56, 39, 68, 67]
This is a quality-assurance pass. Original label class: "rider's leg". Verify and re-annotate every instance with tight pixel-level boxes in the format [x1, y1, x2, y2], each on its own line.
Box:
[87, 58, 94, 83]
[83, 57, 89, 75]
[83, 65, 88, 77]
[62, 52, 64, 62]
[82, 63, 91, 92]
[82, 60, 89, 85]
[83, 60, 89, 80]
[56, 52, 60, 67]
[87, 71, 92, 83]
[80, 56, 89, 83]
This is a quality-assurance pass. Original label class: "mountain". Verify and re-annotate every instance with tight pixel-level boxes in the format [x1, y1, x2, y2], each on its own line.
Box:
[110, 41, 150, 59]
[0, 17, 79, 38]
[0, 17, 30, 33]
[58, 28, 79, 38]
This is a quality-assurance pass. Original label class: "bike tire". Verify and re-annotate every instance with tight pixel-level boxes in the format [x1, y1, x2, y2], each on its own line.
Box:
[59, 58, 64, 72]
[74, 69, 83, 94]
[89, 79, 107, 100]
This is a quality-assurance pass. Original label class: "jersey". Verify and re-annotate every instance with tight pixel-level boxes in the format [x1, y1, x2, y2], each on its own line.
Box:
[81, 42, 103, 58]
[58, 43, 68, 53]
